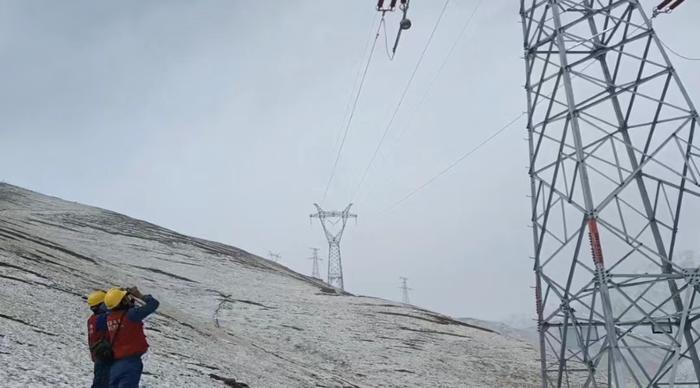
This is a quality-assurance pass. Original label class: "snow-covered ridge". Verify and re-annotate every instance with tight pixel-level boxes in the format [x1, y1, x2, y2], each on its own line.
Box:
[0, 183, 539, 387]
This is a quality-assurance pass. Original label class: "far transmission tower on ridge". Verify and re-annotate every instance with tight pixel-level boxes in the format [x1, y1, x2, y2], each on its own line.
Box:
[399, 277, 411, 304]
[308, 247, 323, 279]
[268, 251, 281, 263]
[310, 203, 357, 290]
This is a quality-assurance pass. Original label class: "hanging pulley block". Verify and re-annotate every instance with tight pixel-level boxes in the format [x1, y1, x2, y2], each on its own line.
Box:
[376, 0, 411, 57]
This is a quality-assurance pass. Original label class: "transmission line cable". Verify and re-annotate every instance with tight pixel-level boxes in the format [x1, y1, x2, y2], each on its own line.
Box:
[394, 0, 483, 141]
[351, 0, 451, 201]
[381, 18, 394, 60]
[658, 37, 700, 61]
[321, 16, 383, 203]
[333, 14, 384, 151]
[381, 112, 525, 213]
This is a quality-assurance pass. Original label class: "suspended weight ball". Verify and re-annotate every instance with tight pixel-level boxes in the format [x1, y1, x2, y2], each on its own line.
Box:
[400, 18, 412, 30]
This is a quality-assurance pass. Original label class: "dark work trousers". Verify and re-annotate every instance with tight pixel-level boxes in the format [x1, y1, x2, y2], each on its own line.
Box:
[109, 357, 143, 388]
[91, 361, 110, 388]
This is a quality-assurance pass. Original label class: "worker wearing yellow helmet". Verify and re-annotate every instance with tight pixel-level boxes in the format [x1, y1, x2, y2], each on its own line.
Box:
[103, 286, 159, 388]
[86, 289, 110, 388]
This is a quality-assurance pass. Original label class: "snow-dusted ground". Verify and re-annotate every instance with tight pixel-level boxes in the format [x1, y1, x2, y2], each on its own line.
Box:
[0, 183, 540, 387]
[457, 318, 539, 349]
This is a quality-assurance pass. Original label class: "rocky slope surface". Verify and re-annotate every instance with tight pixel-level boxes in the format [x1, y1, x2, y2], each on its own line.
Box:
[0, 183, 540, 387]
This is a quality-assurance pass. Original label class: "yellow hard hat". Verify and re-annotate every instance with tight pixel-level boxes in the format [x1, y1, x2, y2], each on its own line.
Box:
[104, 288, 128, 310]
[87, 290, 106, 307]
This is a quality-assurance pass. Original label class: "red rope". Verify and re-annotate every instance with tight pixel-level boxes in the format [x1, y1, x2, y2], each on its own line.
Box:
[588, 218, 605, 267]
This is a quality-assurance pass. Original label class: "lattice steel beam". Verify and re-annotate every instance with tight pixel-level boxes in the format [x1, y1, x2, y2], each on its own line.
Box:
[520, 1, 700, 386]
[310, 203, 357, 290]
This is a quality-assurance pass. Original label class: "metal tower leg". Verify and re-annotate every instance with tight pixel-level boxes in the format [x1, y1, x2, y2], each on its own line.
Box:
[328, 239, 344, 289]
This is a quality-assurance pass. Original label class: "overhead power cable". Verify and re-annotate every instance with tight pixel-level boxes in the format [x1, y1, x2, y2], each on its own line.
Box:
[394, 0, 483, 141]
[381, 112, 526, 213]
[333, 14, 383, 151]
[351, 0, 451, 201]
[658, 37, 700, 61]
[321, 16, 383, 203]
[381, 18, 394, 60]
[649, 8, 699, 61]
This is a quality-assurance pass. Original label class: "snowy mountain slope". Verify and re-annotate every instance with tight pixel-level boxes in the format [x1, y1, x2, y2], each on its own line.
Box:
[0, 183, 540, 387]
[457, 318, 539, 349]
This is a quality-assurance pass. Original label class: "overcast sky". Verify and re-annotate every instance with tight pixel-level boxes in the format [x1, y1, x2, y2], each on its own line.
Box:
[1, 0, 699, 323]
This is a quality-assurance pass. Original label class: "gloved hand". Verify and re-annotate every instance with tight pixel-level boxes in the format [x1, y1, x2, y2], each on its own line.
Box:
[127, 287, 145, 300]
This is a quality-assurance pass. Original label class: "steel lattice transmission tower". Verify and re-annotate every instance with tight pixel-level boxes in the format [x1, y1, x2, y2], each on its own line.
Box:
[308, 247, 323, 279]
[400, 277, 411, 304]
[310, 203, 357, 290]
[268, 251, 281, 263]
[521, 1, 700, 386]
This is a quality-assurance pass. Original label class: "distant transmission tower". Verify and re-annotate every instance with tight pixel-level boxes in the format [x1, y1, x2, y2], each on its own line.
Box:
[521, 1, 700, 386]
[310, 203, 357, 290]
[268, 251, 281, 263]
[399, 277, 411, 304]
[308, 247, 323, 279]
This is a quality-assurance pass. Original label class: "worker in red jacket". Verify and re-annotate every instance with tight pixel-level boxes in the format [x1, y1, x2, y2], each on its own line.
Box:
[87, 290, 110, 388]
[103, 287, 159, 388]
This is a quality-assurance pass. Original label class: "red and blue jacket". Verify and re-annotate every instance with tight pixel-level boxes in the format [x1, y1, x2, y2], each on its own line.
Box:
[106, 295, 159, 360]
[87, 304, 108, 362]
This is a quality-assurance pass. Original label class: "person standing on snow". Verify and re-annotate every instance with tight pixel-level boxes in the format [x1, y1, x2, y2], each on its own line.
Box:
[87, 290, 110, 388]
[103, 287, 159, 388]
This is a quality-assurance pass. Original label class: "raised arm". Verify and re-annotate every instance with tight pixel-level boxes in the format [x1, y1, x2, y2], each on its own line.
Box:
[126, 287, 160, 322]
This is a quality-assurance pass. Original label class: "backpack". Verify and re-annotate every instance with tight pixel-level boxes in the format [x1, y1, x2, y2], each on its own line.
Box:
[91, 314, 124, 363]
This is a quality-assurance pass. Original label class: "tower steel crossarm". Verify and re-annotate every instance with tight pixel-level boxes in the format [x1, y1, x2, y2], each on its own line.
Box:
[310, 203, 357, 243]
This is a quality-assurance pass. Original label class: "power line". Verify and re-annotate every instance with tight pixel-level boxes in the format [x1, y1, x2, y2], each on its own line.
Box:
[322, 16, 383, 203]
[394, 0, 483, 141]
[658, 37, 700, 61]
[381, 18, 394, 60]
[352, 0, 451, 201]
[356, 0, 483, 200]
[382, 112, 525, 213]
[332, 14, 383, 152]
